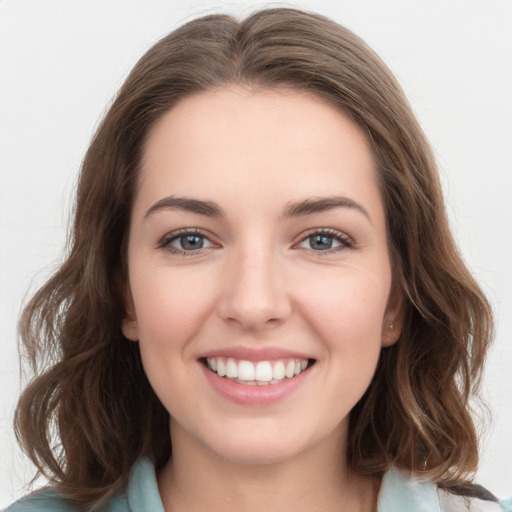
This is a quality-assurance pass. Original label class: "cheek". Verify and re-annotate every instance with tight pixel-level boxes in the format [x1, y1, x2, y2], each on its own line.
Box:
[129, 266, 217, 351]
[301, 271, 390, 344]
[295, 265, 391, 402]
[303, 276, 388, 405]
[129, 268, 216, 413]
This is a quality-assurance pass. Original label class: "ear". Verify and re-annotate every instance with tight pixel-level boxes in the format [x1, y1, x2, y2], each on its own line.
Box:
[121, 285, 139, 342]
[381, 286, 404, 347]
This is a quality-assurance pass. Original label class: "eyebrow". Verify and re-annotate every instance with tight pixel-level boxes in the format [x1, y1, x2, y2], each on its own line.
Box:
[282, 196, 371, 222]
[144, 196, 226, 219]
[144, 194, 371, 222]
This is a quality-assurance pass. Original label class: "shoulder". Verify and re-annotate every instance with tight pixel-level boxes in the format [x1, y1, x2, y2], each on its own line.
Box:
[3, 489, 130, 512]
[2, 459, 161, 512]
[378, 467, 510, 512]
[3, 490, 79, 512]
[439, 488, 507, 512]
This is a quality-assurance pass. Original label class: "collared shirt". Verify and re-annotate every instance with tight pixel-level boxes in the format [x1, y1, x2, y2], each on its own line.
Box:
[4, 458, 509, 512]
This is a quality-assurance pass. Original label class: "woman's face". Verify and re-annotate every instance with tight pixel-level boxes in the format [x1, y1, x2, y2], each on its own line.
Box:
[123, 87, 402, 465]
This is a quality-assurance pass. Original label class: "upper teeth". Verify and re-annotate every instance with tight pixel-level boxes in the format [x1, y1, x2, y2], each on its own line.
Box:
[206, 357, 309, 384]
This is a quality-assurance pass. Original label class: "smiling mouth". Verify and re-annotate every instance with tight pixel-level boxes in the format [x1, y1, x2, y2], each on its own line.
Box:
[202, 357, 315, 385]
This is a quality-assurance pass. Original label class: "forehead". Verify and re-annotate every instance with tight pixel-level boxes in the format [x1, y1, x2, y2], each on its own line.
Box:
[137, 87, 383, 224]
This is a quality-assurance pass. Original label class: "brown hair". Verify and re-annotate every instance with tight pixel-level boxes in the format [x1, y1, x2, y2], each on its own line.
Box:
[15, 8, 493, 509]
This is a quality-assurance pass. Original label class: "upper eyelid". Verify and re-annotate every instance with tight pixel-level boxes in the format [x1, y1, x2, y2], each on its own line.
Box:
[160, 227, 213, 239]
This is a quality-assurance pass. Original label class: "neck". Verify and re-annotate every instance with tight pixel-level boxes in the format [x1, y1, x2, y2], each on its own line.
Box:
[157, 422, 379, 512]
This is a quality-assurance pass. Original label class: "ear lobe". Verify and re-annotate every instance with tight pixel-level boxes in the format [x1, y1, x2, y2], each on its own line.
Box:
[381, 288, 404, 347]
[121, 287, 139, 342]
[122, 315, 139, 342]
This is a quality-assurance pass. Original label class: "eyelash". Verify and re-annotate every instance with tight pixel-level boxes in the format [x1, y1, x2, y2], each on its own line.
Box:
[157, 227, 354, 256]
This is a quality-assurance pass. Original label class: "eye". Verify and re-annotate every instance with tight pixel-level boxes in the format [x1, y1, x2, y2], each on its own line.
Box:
[296, 229, 353, 253]
[158, 229, 216, 255]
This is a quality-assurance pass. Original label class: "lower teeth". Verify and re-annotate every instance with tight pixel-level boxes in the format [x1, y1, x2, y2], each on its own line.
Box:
[234, 378, 280, 386]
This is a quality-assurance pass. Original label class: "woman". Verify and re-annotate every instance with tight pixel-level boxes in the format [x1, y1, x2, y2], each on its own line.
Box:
[5, 8, 508, 512]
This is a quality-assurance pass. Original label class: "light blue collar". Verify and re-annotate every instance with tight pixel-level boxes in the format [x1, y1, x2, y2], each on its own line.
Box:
[378, 467, 441, 512]
[127, 458, 165, 512]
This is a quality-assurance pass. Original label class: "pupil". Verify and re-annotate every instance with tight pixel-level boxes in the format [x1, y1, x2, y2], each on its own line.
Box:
[181, 235, 203, 250]
[311, 235, 332, 250]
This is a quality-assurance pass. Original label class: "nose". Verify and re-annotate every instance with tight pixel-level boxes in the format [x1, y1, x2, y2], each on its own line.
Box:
[217, 245, 292, 332]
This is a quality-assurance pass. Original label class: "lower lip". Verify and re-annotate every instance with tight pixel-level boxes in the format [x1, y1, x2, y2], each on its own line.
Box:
[201, 363, 311, 405]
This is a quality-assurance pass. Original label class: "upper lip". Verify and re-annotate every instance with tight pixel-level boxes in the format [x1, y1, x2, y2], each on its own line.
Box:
[200, 346, 314, 362]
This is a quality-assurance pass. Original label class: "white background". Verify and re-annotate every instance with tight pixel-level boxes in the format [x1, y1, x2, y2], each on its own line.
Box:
[1, 0, 511, 506]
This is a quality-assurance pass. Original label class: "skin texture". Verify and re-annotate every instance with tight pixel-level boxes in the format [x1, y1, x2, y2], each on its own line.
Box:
[122, 87, 403, 512]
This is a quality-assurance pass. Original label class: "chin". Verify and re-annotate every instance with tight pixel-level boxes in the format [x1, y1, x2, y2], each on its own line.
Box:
[200, 421, 326, 467]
